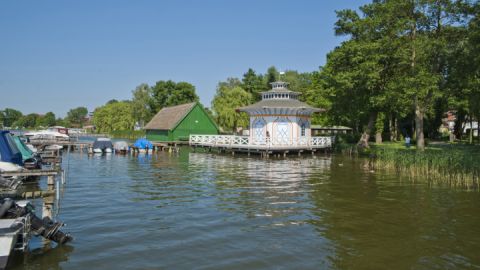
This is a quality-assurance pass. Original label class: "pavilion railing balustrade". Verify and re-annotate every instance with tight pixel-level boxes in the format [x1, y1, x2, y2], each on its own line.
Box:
[189, 135, 333, 149]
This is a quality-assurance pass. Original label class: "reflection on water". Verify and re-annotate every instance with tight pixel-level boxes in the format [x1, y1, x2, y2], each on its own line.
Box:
[7, 149, 480, 269]
[9, 244, 74, 270]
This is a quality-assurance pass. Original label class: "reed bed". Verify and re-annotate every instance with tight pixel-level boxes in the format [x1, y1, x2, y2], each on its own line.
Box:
[371, 145, 480, 189]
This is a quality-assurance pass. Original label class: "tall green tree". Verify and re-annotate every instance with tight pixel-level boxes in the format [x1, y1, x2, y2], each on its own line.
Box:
[1, 108, 23, 127]
[92, 101, 135, 133]
[37, 112, 56, 127]
[388, 0, 468, 149]
[327, 2, 402, 147]
[131, 83, 153, 127]
[13, 113, 39, 128]
[242, 68, 265, 101]
[212, 83, 252, 133]
[150, 80, 199, 113]
[304, 70, 331, 125]
[66, 107, 88, 127]
[265, 66, 279, 88]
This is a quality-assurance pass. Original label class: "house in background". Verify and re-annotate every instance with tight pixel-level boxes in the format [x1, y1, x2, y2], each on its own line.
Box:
[145, 102, 219, 142]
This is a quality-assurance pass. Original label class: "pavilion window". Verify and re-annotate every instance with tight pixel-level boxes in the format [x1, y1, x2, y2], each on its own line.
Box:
[301, 124, 306, 137]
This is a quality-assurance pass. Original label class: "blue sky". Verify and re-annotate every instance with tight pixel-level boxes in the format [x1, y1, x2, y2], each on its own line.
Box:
[0, 0, 369, 117]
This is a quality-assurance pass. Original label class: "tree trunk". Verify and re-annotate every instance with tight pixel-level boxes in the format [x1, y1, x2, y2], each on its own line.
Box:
[375, 132, 383, 144]
[415, 98, 425, 150]
[477, 114, 480, 144]
[454, 110, 466, 140]
[357, 112, 377, 148]
[412, 119, 416, 141]
[396, 118, 401, 141]
[469, 117, 473, 144]
[389, 115, 397, 142]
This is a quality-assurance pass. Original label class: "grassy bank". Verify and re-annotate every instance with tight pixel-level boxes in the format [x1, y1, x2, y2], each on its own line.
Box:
[370, 143, 480, 189]
[334, 136, 480, 189]
[109, 130, 145, 140]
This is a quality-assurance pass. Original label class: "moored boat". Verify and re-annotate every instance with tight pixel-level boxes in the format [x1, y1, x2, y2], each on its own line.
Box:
[133, 138, 153, 153]
[113, 141, 129, 154]
[12, 136, 41, 170]
[93, 138, 113, 153]
[24, 129, 70, 142]
[0, 131, 23, 167]
[0, 198, 72, 269]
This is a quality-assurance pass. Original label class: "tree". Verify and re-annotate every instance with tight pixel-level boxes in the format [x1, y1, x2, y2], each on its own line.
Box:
[37, 112, 56, 127]
[92, 101, 135, 133]
[1, 108, 23, 127]
[390, 0, 467, 149]
[324, 0, 469, 149]
[131, 83, 153, 127]
[328, 1, 408, 148]
[107, 99, 119, 104]
[265, 66, 279, 88]
[13, 113, 39, 128]
[150, 80, 199, 113]
[66, 107, 88, 127]
[242, 68, 265, 101]
[304, 70, 331, 125]
[280, 70, 312, 102]
[212, 83, 252, 133]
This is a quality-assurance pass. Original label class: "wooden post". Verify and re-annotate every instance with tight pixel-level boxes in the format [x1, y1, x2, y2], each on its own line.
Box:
[42, 196, 54, 219]
[47, 175, 55, 186]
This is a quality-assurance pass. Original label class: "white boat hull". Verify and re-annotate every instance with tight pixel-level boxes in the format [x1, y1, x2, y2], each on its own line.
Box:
[93, 148, 112, 153]
[0, 219, 23, 270]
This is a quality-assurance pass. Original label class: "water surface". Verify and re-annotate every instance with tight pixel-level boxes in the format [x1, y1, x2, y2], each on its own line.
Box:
[8, 150, 480, 269]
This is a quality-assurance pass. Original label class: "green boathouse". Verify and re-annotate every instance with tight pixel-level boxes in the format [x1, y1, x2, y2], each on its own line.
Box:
[145, 102, 219, 142]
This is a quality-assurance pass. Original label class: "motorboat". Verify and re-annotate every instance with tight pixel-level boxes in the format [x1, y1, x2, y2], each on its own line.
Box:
[0, 161, 24, 194]
[26, 144, 37, 153]
[47, 126, 69, 135]
[12, 136, 41, 170]
[0, 213, 29, 270]
[113, 141, 129, 154]
[133, 138, 153, 153]
[44, 144, 63, 151]
[24, 129, 70, 142]
[93, 138, 113, 153]
[0, 198, 72, 269]
[0, 131, 23, 166]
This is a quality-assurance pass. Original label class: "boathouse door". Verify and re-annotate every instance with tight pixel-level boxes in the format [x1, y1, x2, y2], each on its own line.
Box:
[276, 119, 290, 145]
[253, 119, 265, 144]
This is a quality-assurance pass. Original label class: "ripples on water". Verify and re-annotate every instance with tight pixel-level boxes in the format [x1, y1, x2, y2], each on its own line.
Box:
[8, 150, 480, 269]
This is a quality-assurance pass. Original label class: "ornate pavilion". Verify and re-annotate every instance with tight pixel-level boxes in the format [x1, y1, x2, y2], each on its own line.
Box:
[189, 81, 332, 156]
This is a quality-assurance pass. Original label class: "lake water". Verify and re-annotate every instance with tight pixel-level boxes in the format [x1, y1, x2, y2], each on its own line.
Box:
[7, 149, 480, 269]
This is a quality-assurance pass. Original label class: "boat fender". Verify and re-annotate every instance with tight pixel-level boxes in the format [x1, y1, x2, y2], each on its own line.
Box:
[0, 198, 14, 218]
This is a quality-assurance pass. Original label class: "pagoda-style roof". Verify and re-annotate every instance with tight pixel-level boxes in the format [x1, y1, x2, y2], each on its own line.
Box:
[237, 81, 324, 115]
[262, 81, 295, 93]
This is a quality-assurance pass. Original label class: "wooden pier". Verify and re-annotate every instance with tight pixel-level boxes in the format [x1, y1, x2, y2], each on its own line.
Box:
[28, 140, 93, 152]
[0, 147, 65, 220]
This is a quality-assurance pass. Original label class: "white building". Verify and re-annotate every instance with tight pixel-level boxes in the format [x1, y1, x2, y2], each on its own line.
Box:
[189, 81, 332, 155]
[237, 81, 323, 145]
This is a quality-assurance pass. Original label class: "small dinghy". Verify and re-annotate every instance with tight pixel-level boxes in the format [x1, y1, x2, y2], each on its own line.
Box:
[113, 141, 129, 154]
[93, 138, 113, 153]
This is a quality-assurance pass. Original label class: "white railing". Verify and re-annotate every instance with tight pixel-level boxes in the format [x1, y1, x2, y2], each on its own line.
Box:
[189, 135, 333, 149]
